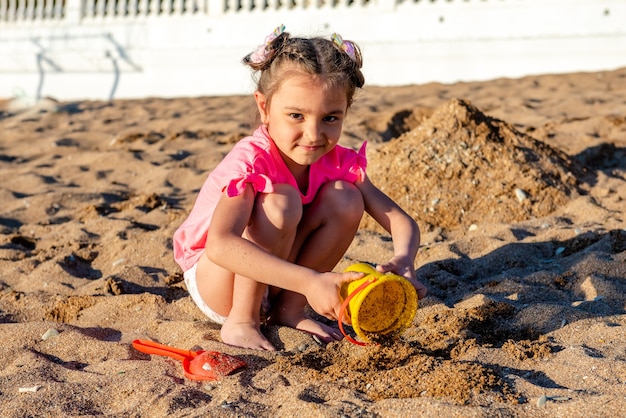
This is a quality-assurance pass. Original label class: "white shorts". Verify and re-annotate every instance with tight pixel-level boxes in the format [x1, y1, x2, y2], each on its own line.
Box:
[184, 263, 228, 324]
[183, 263, 272, 324]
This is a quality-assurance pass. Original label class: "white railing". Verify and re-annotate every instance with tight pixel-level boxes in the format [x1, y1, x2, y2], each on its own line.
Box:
[77, 0, 208, 18]
[0, 0, 524, 23]
[0, 0, 63, 21]
[1, 0, 625, 101]
[0, 0, 210, 22]
[220, 0, 375, 13]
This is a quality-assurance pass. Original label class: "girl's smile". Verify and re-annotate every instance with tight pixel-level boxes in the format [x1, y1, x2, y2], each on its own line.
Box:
[300, 145, 323, 152]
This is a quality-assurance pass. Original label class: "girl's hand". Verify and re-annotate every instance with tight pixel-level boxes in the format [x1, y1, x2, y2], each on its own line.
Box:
[305, 271, 365, 323]
[376, 256, 427, 299]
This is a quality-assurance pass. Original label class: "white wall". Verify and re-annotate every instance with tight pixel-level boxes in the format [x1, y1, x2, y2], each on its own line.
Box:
[1, 0, 625, 101]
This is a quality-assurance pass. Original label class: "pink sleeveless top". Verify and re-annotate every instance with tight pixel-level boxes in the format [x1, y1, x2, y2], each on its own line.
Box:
[173, 125, 367, 271]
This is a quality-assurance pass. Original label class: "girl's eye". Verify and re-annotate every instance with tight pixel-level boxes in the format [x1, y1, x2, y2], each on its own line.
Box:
[289, 113, 303, 120]
[324, 116, 339, 122]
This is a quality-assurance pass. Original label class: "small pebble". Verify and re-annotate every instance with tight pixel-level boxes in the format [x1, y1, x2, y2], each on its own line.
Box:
[555, 247, 565, 256]
[550, 396, 571, 401]
[537, 394, 547, 407]
[112, 258, 126, 266]
[203, 383, 217, 391]
[18, 385, 40, 393]
[514, 188, 528, 202]
[220, 401, 236, 410]
[468, 224, 478, 231]
[41, 328, 59, 341]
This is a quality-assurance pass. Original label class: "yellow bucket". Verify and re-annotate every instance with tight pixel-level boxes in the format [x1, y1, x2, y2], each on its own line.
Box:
[339, 262, 418, 345]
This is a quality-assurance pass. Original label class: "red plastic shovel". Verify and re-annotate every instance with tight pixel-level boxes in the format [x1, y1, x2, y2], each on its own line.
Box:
[132, 339, 246, 381]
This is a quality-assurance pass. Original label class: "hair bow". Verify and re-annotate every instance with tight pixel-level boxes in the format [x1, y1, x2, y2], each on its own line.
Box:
[331, 33, 357, 62]
[249, 24, 286, 64]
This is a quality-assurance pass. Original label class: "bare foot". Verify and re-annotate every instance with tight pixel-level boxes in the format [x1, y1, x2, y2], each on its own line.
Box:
[295, 316, 344, 343]
[271, 310, 343, 344]
[220, 319, 276, 351]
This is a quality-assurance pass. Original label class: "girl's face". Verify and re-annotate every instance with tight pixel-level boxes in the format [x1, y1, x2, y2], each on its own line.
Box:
[254, 71, 348, 177]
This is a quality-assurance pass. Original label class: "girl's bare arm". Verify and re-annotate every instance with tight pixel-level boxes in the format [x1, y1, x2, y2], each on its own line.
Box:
[357, 175, 427, 298]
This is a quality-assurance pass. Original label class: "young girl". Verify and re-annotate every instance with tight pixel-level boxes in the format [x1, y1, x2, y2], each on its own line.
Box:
[173, 25, 427, 351]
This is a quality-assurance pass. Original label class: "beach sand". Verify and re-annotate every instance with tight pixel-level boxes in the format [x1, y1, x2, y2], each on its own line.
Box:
[1, 68, 625, 417]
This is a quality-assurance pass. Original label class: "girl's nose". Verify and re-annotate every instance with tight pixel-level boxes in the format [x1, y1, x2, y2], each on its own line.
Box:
[305, 122, 322, 142]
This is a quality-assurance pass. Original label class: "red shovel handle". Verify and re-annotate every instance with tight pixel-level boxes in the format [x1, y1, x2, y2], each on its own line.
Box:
[132, 339, 197, 361]
[338, 277, 377, 346]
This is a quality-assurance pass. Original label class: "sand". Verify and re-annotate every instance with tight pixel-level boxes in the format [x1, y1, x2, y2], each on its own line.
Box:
[1, 67, 625, 417]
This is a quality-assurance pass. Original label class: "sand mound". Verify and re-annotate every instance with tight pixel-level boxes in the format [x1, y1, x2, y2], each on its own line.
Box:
[365, 99, 584, 233]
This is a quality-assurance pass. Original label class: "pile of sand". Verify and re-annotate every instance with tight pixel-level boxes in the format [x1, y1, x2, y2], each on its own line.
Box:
[365, 98, 584, 233]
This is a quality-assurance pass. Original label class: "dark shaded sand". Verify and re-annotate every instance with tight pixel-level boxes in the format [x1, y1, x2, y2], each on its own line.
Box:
[1, 68, 625, 417]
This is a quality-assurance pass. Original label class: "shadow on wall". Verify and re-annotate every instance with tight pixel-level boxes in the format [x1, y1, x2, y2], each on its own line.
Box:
[30, 33, 141, 102]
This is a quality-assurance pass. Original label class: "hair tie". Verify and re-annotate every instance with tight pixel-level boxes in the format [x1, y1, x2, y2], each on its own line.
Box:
[248, 24, 286, 64]
[331, 33, 357, 62]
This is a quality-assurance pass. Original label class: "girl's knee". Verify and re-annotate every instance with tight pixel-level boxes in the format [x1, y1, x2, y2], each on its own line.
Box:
[252, 184, 302, 232]
[320, 180, 364, 219]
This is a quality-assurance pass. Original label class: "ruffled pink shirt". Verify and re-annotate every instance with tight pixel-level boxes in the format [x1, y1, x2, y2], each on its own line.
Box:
[173, 125, 367, 271]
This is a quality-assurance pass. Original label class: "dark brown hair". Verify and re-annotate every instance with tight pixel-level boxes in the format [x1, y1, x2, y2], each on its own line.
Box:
[242, 31, 365, 109]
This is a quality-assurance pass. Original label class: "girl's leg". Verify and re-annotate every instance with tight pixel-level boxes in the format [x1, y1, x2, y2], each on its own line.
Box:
[195, 184, 302, 350]
[269, 180, 364, 342]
